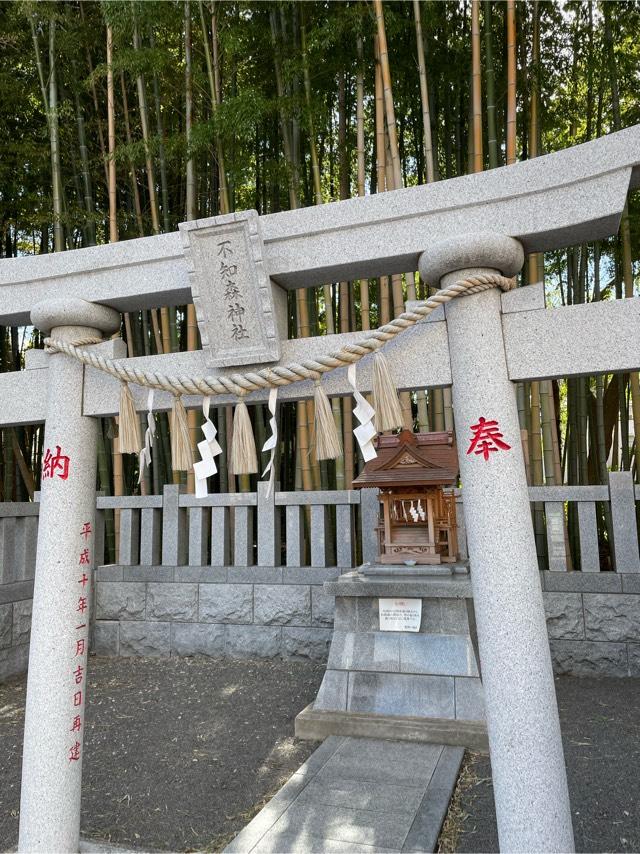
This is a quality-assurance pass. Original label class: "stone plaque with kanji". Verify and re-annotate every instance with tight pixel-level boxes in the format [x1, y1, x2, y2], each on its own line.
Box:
[180, 211, 281, 368]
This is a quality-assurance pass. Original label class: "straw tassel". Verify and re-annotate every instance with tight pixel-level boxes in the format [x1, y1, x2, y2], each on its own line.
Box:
[372, 351, 403, 432]
[314, 381, 342, 460]
[170, 395, 194, 471]
[118, 381, 142, 454]
[230, 397, 258, 475]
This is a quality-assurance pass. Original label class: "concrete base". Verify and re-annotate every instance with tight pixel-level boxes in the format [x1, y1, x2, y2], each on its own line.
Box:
[310, 570, 484, 743]
[295, 704, 488, 752]
[224, 736, 464, 854]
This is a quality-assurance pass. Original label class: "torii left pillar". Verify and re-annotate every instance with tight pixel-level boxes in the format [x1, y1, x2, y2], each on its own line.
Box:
[19, 298, 120, 853]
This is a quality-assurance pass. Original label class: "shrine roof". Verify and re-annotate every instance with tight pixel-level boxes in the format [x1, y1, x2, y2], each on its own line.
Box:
[352, 429, 459, 488]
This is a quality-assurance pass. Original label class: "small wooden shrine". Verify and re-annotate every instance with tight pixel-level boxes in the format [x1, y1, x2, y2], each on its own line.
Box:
[353, 429, 459, 565]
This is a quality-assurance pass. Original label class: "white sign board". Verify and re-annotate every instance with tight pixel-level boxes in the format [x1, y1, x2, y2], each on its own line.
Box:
[379, 598, 422, 632]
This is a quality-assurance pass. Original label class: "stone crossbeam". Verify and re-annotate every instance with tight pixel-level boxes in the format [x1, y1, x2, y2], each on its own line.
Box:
[1, 126, 639, 325]
[1, 287, 638, 428]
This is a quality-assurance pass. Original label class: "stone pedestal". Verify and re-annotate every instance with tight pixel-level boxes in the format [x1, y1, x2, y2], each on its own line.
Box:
[296, 568, 488, 751]
[19, 299, 120, 853]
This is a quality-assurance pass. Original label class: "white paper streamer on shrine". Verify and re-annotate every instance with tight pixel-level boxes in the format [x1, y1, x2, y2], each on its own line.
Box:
[137, 389, 156, 485]
[193, 396, 223, 498]
[261, 387, 278, 497]
[347, 363, 378, 462]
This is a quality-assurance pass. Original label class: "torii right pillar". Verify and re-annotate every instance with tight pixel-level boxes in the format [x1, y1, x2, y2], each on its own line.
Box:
[420, 233, 574, 853]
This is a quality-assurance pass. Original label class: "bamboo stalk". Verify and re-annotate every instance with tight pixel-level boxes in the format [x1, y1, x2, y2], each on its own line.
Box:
[106, 26, 118, 243]
[484, 0, 498, 169]
[373, 0, 402, 190]
[471, 0, 483, 173]
[413, 0, 435, 183]
[120, 73, 145, 238]
[506, 1, 517, 165]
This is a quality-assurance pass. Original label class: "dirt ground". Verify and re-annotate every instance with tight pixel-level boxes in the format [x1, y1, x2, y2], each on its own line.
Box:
[3, 663, 640, 853]
[0, 655, 324, 853]
[438, 676, 640, 854]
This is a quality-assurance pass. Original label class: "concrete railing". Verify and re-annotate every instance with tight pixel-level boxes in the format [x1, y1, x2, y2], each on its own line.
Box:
[95, 483, 380, 570]
[0, 471, 638, 577]
[529, 471, 640, 573]
[0, 502, 39, 586]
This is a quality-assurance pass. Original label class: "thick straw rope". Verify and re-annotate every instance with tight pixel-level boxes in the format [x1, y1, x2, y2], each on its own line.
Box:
[43, 274, 515, 397]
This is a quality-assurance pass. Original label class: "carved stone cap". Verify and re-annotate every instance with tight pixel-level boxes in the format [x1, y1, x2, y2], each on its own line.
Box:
[31, 298, 120, 335]
[418, 232, 524, 287]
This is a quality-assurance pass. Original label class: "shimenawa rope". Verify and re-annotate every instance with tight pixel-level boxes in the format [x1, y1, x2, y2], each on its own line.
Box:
[43, 274, 515, 398]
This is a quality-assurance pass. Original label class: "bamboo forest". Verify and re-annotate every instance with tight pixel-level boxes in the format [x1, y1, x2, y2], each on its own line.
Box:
[0, 0, 638, 570]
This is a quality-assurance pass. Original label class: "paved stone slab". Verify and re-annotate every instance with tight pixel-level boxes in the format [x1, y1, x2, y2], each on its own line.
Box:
[224, 738, 345, 853]
[252, 831, 396, 854]
[224, 736, 459, 854]
[265, 800, 412, 849]
[402, 747, 465, 853]
[295, 777, 427, 814]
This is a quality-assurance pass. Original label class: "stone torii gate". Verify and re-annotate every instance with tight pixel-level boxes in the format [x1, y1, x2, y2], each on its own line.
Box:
[1, 125, 639, 853]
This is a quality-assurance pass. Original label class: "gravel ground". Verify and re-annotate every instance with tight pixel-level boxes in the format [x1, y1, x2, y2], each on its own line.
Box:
[0, 655, 324, 853]
[439, 676, 640, 854]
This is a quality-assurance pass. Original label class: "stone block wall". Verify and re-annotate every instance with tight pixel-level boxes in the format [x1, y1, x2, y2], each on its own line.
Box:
[93, 565, 337, 662]
[0, 581, 33, 681]
[542, 571, 640, 676]
[89, 567, 640, 678]
[3, 567, 640, 680]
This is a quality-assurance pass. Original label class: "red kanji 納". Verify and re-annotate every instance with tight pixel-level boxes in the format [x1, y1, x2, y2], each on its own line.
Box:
[42, 445, 70, 480]
[466, 417, 511, 461]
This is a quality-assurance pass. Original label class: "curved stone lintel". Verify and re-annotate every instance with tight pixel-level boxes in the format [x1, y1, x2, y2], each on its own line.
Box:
[1, 124, 639, 324]
[31, 298, 120, 336]
[418, 233, 524, 287]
